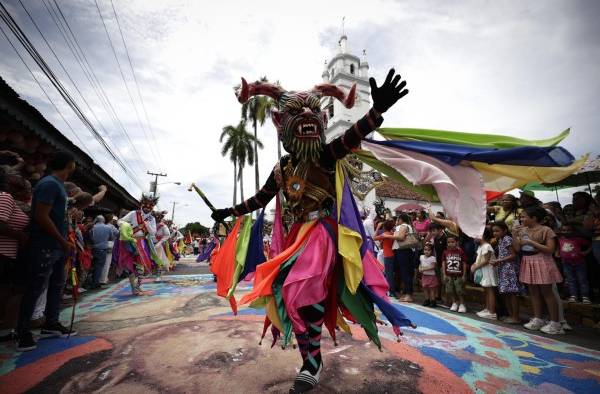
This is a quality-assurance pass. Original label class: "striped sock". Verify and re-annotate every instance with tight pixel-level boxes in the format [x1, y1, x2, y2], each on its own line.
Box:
[302, 303, 324, 375]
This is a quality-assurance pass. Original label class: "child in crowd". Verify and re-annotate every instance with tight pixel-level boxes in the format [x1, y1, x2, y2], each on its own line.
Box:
[374, 220, 398, 298]
[442, 235, 467, 313]
[514, 206, 564, 335]
[472, 227, 498, 319]
[558, 222, 591, 304]
[491, 222, 521, 323]
[419, 243, 438, 307]
[429, 222, 447, 301]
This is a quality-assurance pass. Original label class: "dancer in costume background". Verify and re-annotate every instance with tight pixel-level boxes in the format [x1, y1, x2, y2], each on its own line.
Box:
[116, 193, 158, 295]
[212, 69, 412, 393]
[169, 225, 184, 261]
[153, 210, 172, 274]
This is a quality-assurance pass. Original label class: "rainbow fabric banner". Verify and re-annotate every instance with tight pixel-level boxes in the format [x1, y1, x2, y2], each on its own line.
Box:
[357, 128, 584, 238]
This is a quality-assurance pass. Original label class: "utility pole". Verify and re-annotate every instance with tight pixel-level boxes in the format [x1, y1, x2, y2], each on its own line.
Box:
[171, 201, 177, 222]
[147, 171, 167, 196]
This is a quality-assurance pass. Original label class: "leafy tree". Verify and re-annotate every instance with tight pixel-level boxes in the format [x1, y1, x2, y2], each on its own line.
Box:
[241, 76, 276, 192]
[182, 222, 210, 237]
[220, 120, 263, 203]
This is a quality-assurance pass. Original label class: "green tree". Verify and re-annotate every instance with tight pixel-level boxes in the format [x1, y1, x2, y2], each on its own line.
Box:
[182, 222, 210, 237]
[220, 120, 263, 204]
[241, 76, 276, 192]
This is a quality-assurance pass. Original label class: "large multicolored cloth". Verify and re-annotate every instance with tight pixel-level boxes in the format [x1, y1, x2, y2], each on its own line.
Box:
[355, 128, 583, 237]
[211, 164, 415, 349]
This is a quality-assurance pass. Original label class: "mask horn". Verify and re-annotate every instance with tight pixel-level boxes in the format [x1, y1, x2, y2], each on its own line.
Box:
[311, 83, 356, 109]
[237, 78, 285, 104]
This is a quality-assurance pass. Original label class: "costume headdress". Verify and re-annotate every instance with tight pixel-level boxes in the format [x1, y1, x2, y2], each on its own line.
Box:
[140, 192, 159, 206]
[236, 78, 357, 162]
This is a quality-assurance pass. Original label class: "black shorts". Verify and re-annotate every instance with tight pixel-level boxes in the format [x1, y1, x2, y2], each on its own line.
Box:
[0, 253, 27, 286]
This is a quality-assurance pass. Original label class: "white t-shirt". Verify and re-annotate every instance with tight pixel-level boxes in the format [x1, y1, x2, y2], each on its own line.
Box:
[419, 255, 437, 276]
[476, 242, 498, 287]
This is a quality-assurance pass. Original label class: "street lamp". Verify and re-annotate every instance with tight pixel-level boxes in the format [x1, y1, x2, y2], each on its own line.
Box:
[149, 180, 182, 196]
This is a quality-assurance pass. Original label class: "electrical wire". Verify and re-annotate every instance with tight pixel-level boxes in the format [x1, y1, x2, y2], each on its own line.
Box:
[0, 23, 92, 156]
[0, 2, 144, 190]
[17, 0, 147, 179]
[110, 0, 165, 171]
[42, 0, 148, 178]
[94, 0, 162, 170]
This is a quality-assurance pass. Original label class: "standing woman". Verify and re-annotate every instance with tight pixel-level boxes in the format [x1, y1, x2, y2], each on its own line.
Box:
[374, 220, 398, 298]
[489, 194, 522, 233]
[390, 213, 416, 302]
[413, 210, 430, 264]
[0, 171, 31, 341]
[514, 206, 563, 334]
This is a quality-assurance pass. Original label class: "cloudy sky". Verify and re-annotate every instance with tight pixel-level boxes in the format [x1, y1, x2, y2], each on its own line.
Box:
[1, 0, 599, 225]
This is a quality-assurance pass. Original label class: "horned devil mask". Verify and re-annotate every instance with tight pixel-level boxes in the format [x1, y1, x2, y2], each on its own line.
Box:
[237, 79, 357, 163]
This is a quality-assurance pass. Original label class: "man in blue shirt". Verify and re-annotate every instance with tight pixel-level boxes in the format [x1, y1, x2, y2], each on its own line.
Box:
[17, 152, 76, 351]
[89, 215, 118, 289]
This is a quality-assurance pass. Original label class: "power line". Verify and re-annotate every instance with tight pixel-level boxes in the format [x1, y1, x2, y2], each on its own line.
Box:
[42, 0, 148, 178]
[16, 0, 146, 177]
[110, 0, 165, 172]
[0, 23, 92, 156]
[0, 2, 143, 190]
[94, 0, 162, 170]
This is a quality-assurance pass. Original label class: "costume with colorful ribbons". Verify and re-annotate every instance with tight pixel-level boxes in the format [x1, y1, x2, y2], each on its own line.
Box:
[211, 71, 414, 392]
[197, 237, 218, 262]
[114, 222, 154, 276]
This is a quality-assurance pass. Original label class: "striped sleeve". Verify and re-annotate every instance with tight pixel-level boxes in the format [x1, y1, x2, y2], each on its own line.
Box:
[325, 107, 383, 162]
[0, 193, 15, 222]
[228, 167, 279, 217]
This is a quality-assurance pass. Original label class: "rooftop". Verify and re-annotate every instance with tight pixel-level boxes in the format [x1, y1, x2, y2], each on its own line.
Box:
[375, 178, 429, 201]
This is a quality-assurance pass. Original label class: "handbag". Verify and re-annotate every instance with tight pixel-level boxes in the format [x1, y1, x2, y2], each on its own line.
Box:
[474, 269, 483, 285]
[396, 225, 419, 249]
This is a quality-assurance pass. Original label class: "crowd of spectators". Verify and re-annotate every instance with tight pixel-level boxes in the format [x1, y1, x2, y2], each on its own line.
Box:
[1, 150, 144, 350]
[367, 187, 600, 335]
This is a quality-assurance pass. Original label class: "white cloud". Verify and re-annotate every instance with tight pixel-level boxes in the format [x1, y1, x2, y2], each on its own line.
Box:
[1, 0, 598, 225]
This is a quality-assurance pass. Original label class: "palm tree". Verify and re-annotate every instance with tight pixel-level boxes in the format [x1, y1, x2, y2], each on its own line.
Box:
[241, 76, 276, 192]
[220, 120, 263, 205]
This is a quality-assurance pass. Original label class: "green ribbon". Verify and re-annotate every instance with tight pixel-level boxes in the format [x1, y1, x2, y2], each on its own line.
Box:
[377, 127, 570, 148]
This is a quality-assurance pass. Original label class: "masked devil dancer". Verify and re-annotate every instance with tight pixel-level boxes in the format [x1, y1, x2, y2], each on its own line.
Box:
[212, 69, 413, 393]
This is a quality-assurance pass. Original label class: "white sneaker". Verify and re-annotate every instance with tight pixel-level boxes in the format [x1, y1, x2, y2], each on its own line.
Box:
[458, 304, 467, 313]
[524, 317, 545, 331]
[560, 320, 573, 331]
[476, 309, 489, 317]
[479, 311, 497, 320]
[450, 303, 458, 312]
[540, 321, 565, 335]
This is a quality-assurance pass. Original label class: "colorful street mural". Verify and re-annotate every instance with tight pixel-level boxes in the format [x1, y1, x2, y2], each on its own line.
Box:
[0, 274, 599, 393]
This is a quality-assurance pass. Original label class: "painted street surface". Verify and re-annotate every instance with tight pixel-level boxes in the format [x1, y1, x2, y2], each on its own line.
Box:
[1, 272, 599, 393]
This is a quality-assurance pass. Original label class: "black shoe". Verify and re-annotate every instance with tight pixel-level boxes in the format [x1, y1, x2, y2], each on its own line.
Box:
[17, 332, 37, 351]
[289, 363, 323, 393]
[0, 330, 16, 342]
[40, 322, 78, 338]
[422, 299, 431, 307]
[428, 300, 437, 308]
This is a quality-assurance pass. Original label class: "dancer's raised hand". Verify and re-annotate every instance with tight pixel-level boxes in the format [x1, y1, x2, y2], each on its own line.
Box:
[369, 68, 409, 113]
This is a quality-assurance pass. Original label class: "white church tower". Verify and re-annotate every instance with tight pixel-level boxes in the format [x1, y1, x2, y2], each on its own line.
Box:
[322, 34, 372, 142]
[322, 34, 377, 213]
